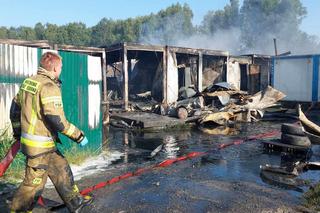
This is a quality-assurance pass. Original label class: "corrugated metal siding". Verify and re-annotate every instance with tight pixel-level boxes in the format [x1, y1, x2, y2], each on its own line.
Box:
[1, 45, 102, 152]
[88, 55, 102, 129]
[0, 84, 20, 130]
[0, 44, 38, 131]
[0, 44, 38, 82]
[57, 51, 102, 151]
[87, 55, 102, 149]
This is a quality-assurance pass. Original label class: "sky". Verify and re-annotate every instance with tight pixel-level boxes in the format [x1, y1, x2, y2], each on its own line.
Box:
[0, 0, 319, 37]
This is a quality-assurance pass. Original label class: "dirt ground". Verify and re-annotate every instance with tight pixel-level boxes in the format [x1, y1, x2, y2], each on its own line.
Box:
[1, 157, 301, 213]
[1, 121, 318, 213]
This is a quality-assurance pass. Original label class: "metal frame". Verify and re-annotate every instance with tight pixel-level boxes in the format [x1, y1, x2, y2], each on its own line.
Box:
[104, 42, 229, 110]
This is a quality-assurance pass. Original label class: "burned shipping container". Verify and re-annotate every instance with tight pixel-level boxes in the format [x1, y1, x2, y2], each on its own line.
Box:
[229, 54, 271, 94]
[104, 42, 229, 110]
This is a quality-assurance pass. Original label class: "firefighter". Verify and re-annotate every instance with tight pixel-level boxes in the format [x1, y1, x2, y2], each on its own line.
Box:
[9, 52, 93, 213]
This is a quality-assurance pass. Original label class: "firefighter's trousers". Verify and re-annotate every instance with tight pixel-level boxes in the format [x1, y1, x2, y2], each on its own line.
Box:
[10, 150, 81, 212]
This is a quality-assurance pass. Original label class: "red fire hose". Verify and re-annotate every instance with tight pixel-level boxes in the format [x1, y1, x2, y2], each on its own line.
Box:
[0, 131, 280, 207]
[0, 140, 20, 177]
[77, 130, 281, 197]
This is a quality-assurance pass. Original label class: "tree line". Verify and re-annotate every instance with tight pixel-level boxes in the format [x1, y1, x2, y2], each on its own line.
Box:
[0, 3, 193, 47]
[0, 0, 318, 54]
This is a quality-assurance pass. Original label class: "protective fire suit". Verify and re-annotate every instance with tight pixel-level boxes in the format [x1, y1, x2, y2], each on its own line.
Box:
[9, 67, 88, 212]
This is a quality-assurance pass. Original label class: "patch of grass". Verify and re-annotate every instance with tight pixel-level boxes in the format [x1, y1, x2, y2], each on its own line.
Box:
[0, 126, 14, 159]
[2, 153, 26, 182]
[303, 182, 320, 211]
[1, 126, 103, 182]
[63, 146, 92, 165]
[0, 126, 25, 183]
[61, 141, 104, 166]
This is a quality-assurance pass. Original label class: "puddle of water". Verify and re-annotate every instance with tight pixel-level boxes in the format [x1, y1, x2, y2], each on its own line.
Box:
[45, 150, 123, 188]
[59, 119, 320, 201]
[71, 150, 124, 180]
[104, 121, 320, 198]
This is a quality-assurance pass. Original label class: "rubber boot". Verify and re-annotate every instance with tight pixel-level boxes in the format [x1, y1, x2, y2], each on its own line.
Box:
[66, 195, 93, 213]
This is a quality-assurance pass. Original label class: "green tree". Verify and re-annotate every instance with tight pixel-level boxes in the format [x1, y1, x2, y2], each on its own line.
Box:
[93, 18, 110, 46]
[201, 0, 240, 34]
[240, 0, 307, 51]
[7, 27, 18, 39]
[0, 27, 8, 39]
[64, 22, 91, 46]
[34, 23, 45, 40]
[43, 23, 60, 43]
[139, 3, 194, 45]
[0, 1, 317, 53]
[16, 26, 36, 40]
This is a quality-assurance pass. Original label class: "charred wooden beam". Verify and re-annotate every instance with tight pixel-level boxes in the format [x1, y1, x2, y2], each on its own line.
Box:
[105, 43, 228, 57]
[104, 43, 123, 52]
[229, 56, 252, 64]
[102, 51, 109, 125]
[105, 42, 164, 53]
[122, 43, 129, 111]
[168, 46, 228, 56]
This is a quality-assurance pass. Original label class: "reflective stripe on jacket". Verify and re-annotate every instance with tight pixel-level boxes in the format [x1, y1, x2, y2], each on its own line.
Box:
[10, 67, 83, 157]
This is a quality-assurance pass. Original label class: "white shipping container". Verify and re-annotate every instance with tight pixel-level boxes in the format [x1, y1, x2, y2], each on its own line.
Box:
[272, 55, 320, 102]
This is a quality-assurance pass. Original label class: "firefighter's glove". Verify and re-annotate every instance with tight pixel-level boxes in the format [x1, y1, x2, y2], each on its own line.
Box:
[79, 137, 89, 147]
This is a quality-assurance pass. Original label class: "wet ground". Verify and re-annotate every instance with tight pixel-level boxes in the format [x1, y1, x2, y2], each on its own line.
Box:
[2, 119, 320, 212]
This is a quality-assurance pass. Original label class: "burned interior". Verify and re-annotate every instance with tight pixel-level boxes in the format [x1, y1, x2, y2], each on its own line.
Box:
[228, 54, 271, 94]
[106, 43, 164, 109]
[105, 43, 229, 111]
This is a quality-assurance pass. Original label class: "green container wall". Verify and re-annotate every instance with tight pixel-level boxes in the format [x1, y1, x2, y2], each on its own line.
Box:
[57, 50, 102, 152]
[0, 45, 102, 151]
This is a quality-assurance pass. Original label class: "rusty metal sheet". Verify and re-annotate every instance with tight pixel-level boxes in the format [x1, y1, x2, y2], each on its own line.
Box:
[199, 111, 234, 126]
[243, 86, 286, 110]
[249, 64, 260, 75]
[248, 64, 261, 94]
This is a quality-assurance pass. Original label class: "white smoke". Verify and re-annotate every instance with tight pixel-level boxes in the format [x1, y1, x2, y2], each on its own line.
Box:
[139, 11, 190, 46]
[177, 27, 242, 54]
[138, 2, 320, 56]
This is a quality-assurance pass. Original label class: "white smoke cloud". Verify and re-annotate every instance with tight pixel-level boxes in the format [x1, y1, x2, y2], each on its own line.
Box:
[176, 27, 242, 54]
[138, 2, 320, 56]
